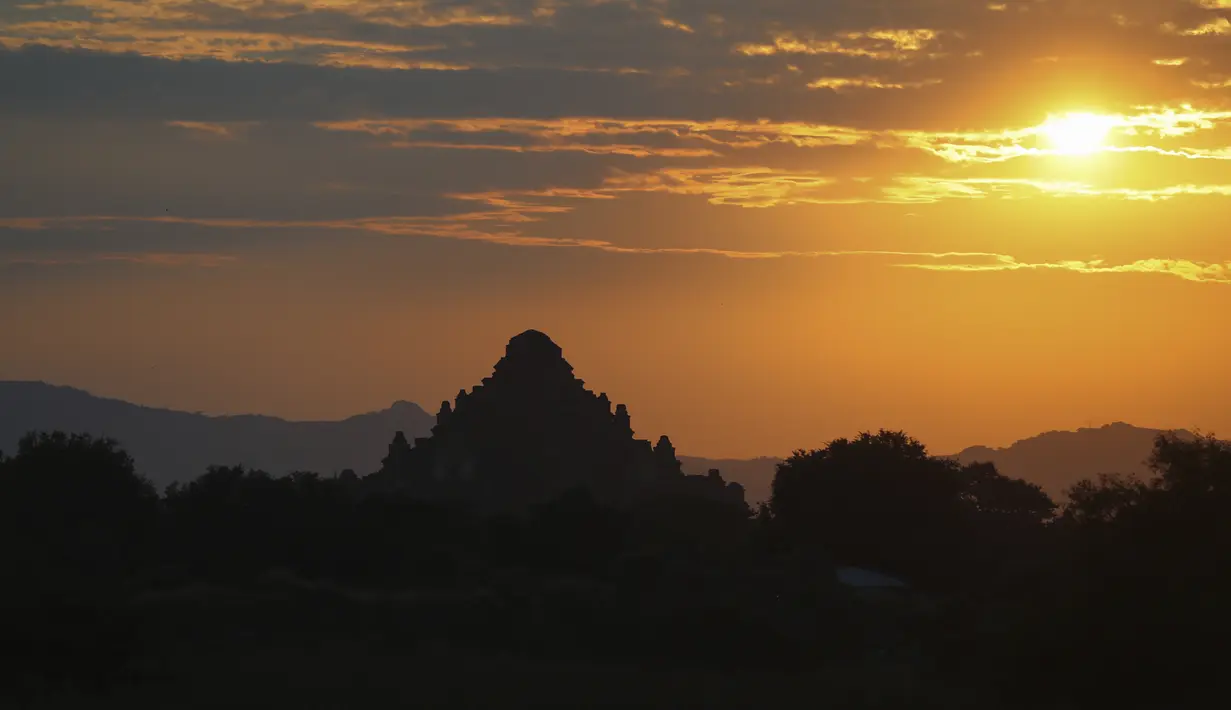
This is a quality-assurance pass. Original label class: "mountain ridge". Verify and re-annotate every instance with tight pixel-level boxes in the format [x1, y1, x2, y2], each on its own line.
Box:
[0, 381, 436, 488]
[949, 421, 1195, 496]
[0, 380, 1195, 500]
[691, 422, 1198, 503]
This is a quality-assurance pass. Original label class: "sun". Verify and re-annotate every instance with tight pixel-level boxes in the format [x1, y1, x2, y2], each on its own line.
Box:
[1039, 112, 1118, 155]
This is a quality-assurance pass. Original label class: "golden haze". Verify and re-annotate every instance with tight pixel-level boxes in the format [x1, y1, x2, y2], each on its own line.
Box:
[2, 0, 1230, 457]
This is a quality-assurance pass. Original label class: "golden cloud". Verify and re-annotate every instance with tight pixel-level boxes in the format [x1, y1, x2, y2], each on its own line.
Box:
[901, 256, 1231, 284]
[807, 76, 943, 91]
[882, 177, 1231, 202]
[1173, 17, 1231, 36]
[896, 106, 1231, 163]
[387, 141, 719, 157]
[313, 117, 869, 154]
[315, 106, 1231, 170]
[593, 167, 841, 207]
[0, 20, 448, 65]
[2, 251, 238, 267]
[1193, 77, 1231, 89]
[166, 121, 259, 139]
[734, 29, 941, 61]
[658, 17, 695, 34]
[23, 0, 528, 28]
[4, 214, 1225, 285]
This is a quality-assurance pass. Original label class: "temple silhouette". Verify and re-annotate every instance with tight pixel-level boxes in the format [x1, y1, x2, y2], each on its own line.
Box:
[369, 330, 745, 510]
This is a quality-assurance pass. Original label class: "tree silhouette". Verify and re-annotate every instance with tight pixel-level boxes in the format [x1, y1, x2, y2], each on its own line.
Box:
[770, 430, 1054, 589]
[10, 418, 1226, 707]
[1, 431, 158, 578]
[0, 432, 157, 697]
[1061, 472, 1149, 525]
[959, 461, 1056, 525]
[999, 433, 1231, 707]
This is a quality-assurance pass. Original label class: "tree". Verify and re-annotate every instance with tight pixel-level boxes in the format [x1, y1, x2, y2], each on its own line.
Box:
[769, 430, 1055, 589]
[164, 465, 310, 579]
[1151, 431, 1231, 498]
[1024, 433, 1231, 707]
[959, 462, 1054, 521]
[1060, 433, 1231, 528]
[0, 431, 158, 577]
[1061, 472, 1149, 525]
[770, 430, 972, 587]
[0, 432, 157, 698]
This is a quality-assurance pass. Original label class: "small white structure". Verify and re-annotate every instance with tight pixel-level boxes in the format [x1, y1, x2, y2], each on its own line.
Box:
[835, 566, 908, 590]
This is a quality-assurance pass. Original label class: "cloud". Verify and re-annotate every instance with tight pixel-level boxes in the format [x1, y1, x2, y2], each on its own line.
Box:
[313, 117, 870, 159]
[313, 106, 1231, 166]
[166, 120, 258, 139]
[734, 28, 942, 61]
[0, 214, 1055, 260]
[581, 167, 845, 207]
[387, 141, 718, 157]
[4, 213, 1225, 284]
[2, 251, 238, 267]
[6, 0, 1227, 92]
[807, 76, 943, 91]
[3, 1, 1231, 287]
[876, 175, 1231, 203]
[901, 255, 1231, 284]
[1170, 17, 1231, 36]
[0, 18, 454, 66]
[892, 105, 1231, 163]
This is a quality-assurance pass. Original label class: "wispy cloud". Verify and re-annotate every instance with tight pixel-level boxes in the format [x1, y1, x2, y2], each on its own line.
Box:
[0, 19, 454, 66]
[807, 76, 943, 92]
[314, 107, 1231, 168]
[902, 256, 1231, 284]
[166, 121, 258, 139]
[1168, 17, 1231, 36]
[2, 252, 238, 267]
[734, 29, 942, 61]
[595, 167, 842, 207]
[386, 141, 719, 158]
[2, 215, 1225, 284]
[896, 106, 1231, 164]
[312, 117, 869, 152]
[882, 177, 1231, 203]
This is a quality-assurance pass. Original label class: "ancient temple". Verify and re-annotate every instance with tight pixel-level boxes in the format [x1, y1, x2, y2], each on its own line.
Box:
[370, 330, 744, 509]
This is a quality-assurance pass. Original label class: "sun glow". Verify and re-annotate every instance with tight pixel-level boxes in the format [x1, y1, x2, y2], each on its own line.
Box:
[1038, 113, 1118, 155]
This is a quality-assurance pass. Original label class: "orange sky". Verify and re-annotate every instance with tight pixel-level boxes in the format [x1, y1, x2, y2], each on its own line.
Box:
[2, 0, 1230, 457]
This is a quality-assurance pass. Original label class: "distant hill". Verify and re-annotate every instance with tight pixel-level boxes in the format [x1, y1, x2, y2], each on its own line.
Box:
[682, 423, 1196, 504]
[0, 381, 435, 489]
[0, 382, 1194, 500]
[949, 422, 1194, 496]
[680, 456, 781, 505]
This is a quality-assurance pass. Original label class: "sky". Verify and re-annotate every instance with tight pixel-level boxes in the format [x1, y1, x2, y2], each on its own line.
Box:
[2, 0, 1231, 458]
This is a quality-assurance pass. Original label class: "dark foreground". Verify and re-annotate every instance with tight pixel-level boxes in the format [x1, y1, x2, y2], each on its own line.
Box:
[6, 428, 1231, 709]
[19, 578, 993, 710]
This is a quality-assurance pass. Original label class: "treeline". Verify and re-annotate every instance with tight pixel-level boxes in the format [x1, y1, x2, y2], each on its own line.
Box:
[2, 429, 1229, 707]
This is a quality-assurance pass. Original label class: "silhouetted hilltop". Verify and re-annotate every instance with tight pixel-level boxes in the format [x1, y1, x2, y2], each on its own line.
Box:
[0, 381, 435, 488]
[1, 381, 1196, 501]
[680, 424, 1202, 503]
[371, 330, 745, 508]
[950, 422, 1194, 495]
[680, 456, 781, 504]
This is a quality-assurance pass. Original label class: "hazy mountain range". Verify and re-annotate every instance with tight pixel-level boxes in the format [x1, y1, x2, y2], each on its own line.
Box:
[0, 381, 435, 488]
[684, 423, 1190, 503]
[0, 381, 1187, 501]
[949, 422, 1192, 496]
